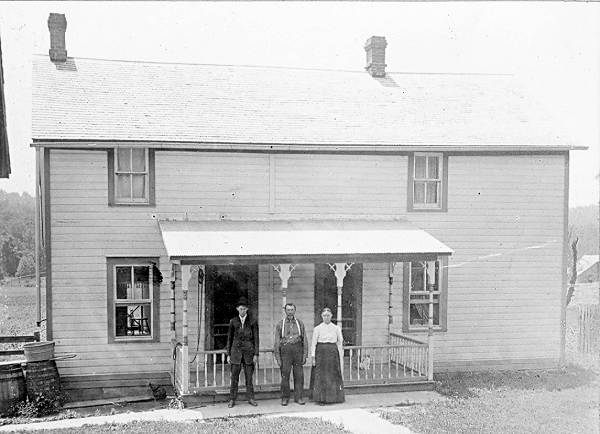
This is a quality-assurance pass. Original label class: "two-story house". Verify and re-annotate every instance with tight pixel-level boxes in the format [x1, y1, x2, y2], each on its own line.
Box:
[32, 14, 582, 401]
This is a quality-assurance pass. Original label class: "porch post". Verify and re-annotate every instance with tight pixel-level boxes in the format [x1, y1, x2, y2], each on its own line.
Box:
[388, 262, 396, 344]
[272, 264, 296, 311]
[170, 262, 177, 344]
[328, 263, 353, 328]
[180, 264, 199, 395]
[427, 264, 434, 381]
[198, 264, 205, 357]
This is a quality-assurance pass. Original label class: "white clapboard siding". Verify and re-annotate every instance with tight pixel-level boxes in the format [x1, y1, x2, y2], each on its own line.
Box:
[50, 150, 175, 376]
[361, 263, 390, 347]
[258, 265, 275, 352]
[49, 149, 566, 377]
[156, 152, 270, 215]
[275, 154, 406, 215]
[399, 155, 565, 366]
[284, 264, 316, 341]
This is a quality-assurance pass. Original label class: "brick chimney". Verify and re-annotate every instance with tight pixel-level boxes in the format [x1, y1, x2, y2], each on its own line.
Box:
[48, 13, 67, 62]
[364, 36, 387, 77]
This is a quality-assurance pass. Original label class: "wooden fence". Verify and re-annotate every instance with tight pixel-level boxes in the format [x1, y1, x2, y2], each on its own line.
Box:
[578, 304, 599, 354]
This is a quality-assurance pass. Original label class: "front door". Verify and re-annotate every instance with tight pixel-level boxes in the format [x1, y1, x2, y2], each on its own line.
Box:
[314, 263, 363, 346]
[205, 265, 258, 351]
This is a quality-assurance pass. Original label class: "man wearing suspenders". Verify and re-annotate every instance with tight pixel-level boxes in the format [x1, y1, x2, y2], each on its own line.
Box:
[274, 303, 308, 406]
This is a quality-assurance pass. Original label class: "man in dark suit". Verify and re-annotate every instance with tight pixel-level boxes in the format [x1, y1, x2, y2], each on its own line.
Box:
[226, 297, 259, 408]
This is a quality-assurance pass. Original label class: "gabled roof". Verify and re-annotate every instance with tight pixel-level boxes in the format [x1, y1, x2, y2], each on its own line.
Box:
[32, 55, 575, 150]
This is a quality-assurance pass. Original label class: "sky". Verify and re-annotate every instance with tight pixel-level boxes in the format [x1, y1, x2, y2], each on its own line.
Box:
[0, 1, 598, 207]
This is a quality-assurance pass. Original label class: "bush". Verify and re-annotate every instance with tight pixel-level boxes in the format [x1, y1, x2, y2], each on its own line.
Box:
[12, 400, 38, 419]
[10, 391, 66, 418]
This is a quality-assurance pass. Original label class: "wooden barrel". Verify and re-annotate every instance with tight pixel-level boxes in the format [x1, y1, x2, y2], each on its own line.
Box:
[0, 363, 26, 417]
[24, 360, 61, 404]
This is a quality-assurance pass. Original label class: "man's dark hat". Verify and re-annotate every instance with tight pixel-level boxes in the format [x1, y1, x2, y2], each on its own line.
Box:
[236, 297, 249, 307]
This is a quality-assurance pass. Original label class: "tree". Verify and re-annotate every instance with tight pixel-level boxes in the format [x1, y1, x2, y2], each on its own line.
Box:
[16, 253, 35, 278]
[0, 190, 36, 277]
[0, 236, 19, 276]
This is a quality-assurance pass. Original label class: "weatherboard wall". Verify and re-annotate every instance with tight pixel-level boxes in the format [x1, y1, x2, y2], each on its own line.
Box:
[48, 149, 565, 377]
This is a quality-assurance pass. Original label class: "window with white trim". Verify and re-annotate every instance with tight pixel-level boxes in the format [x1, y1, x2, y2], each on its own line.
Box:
[114, 148, 149, 203]
[412, 153, 442, 208]
[408, 260, 441, 328]
[107, 258, 160, 342]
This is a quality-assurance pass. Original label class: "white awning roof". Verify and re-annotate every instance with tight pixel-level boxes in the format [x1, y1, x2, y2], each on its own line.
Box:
[158, 219, 452, 264]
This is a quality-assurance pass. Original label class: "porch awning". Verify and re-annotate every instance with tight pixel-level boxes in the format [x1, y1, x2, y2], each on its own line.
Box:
[158, 219, 452, 264]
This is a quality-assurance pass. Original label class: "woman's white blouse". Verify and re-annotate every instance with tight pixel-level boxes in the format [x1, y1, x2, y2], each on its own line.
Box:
[310, 322, 344, 358]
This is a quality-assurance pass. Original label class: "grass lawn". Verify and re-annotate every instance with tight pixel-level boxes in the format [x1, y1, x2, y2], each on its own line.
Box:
[379, 365, 599, 434]
[0, 282, 46, 359]
[10, 417, 350, 433]
[0, 282, 38, 336]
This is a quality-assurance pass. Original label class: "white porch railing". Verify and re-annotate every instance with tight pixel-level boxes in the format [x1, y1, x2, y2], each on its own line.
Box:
[176, 338, 431, 394]
[389, 332, 430, 378]
[190, 349, 280, 390]
[345, 341, 429, 382]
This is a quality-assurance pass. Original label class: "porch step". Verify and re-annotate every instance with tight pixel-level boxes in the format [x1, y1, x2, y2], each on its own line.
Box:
[180, 381, 434, 406]
[62, 395, 155, 409]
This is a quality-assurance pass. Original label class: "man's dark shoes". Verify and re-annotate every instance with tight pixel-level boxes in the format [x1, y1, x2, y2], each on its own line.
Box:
[281, 398, 289, 406]
[248, 399, 258, 406]
[294, 398, 306, 405]
[227, 400, 235, 408]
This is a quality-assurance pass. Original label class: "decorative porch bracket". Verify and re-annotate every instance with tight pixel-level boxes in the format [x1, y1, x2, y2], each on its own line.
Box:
[272, 263, 297, 310]
[328, 262, 353, 328]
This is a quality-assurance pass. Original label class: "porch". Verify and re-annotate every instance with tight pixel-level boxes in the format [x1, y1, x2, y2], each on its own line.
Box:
[159, 219, 451, 396]
[174, 332, 432, 397]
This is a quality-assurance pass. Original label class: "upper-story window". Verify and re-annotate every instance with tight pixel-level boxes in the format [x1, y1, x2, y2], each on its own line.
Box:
[408, 153, 447, 212]
[116, 148, 148, 202]
[108, 148, 155, 206]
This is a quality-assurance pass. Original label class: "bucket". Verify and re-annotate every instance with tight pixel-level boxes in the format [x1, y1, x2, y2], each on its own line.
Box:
[24, 360, 61, 401]
[0, 363, 26, 417]
[23, 341, 55, 362]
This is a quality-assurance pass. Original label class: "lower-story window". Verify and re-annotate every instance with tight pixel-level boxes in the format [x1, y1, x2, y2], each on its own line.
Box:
[403, 258, 448, 332]
[107, 258, 160, 343]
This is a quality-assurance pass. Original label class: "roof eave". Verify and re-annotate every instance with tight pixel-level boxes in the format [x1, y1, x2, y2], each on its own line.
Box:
[29, 139, 586, 152]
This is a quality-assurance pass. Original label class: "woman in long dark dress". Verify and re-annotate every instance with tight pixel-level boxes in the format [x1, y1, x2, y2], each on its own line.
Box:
[309, 307, 345, 404]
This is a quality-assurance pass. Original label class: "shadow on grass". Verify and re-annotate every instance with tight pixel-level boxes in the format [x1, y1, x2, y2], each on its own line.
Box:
[434, 364, 598, 398]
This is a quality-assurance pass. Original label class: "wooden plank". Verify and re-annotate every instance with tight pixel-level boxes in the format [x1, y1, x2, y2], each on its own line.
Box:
[61, 372, 171, 384]
[0, 335, 38, 343]
[0, 349, 24, 356]
[57, 365, 171, 376]
[62, 396, 154, 408]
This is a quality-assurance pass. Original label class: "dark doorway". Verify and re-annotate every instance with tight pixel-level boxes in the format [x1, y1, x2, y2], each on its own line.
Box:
[205, 265, 258, 351]
[314, 264, 362, 346]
